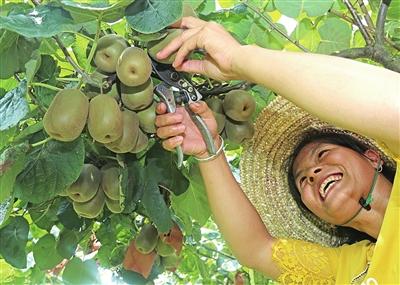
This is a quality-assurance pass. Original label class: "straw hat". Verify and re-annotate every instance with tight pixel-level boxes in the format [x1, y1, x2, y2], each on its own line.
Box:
[240, 96, 395, 247]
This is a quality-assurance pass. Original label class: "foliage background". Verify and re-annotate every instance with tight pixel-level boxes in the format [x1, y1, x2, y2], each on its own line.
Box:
[0, 0, 398, 284]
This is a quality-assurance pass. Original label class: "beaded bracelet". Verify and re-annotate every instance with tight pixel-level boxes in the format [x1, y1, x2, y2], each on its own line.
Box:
[195, 136, 224, 162]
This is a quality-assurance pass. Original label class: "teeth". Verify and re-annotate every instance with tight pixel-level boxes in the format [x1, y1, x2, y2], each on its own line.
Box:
[319, 175, 342, 198]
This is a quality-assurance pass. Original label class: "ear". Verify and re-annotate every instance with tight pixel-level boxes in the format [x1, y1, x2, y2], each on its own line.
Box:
[363, 149, 383, 169]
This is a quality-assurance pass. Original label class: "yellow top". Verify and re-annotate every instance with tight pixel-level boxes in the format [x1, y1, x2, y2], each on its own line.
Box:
[272, 157, 399, 285]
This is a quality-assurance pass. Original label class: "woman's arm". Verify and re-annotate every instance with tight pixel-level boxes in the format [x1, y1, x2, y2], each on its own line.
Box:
[158, 17, 400, 156]
[155, 102, 280, 278]
[232, 46, 400, 156]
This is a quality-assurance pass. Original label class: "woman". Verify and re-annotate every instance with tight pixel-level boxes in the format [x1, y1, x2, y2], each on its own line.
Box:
[154, 17, 399, 284]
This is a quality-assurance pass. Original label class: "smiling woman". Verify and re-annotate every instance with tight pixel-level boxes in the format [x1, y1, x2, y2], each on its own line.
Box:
[154, 15, 399, 284]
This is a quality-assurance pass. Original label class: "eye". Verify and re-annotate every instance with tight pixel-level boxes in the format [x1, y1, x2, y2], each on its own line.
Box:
[318, 149, 328, 158]
[299, 176, 306, 187]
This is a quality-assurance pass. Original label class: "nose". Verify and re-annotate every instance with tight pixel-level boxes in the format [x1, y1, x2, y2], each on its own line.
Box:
[307, 167, 322, 183]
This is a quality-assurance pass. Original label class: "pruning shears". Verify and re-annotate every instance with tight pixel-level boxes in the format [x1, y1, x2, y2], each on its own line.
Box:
[151, 58, 217, 168]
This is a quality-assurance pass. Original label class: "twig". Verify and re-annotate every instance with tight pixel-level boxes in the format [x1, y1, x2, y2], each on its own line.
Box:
[31, 137, 52, 147]
[242, 2, 309, 52]
[376, 0, 390, 45]
[343, 0, 373, 45]
[31, 82, 62, 92]
[357, 0, 375, 30]
[202, 244, 236, 260]
[333, 46, 400, 72]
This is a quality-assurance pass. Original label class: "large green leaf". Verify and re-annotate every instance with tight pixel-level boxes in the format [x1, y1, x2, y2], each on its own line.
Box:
[171, 163, 211, 227]
[0, 216, 29, 269]
[0, 143, 29, 203]
[317, 17, 351, 54]
[32, 234, 64, 270]
[0, 5, 83, 38]
[56, 229, 78, 259]
[125, 0, 183, 34]
[0, 31, 40, 79]
[57, 199, 83, 230]
[145, 143, 189, 196]
[142, 163, 174, 233]
[14, 138, 85, 203]
[0, 80, 29, 131]
[274, 0, 333, 18]
[387, 0, 400, 20]
[59, 0, 134, 23]
[291, 18, 321, 51]
[62, 257, 100, 285]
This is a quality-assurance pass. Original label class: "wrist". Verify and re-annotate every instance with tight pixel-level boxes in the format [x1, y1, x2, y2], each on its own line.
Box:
[195, 136, 223, 161]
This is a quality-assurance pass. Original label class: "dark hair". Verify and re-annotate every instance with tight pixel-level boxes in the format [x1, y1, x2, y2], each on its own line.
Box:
[286, 131, 396, 244]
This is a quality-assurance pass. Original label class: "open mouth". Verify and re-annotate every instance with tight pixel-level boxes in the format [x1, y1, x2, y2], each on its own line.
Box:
[319, 174, 343, 199]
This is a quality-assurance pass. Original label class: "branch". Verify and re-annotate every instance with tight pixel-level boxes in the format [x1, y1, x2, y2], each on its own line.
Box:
[357, 0, 375, 30]
[333, 46, 400, 73]
[343, 0, 373, 45]
[242, 2, 309, 52]
[376, 0, 390, 45]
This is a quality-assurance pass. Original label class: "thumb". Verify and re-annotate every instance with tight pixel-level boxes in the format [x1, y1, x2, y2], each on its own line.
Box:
[189, 101, 213, 119]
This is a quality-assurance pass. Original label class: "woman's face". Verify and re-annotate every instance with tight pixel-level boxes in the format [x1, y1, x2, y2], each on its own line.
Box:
[292, 142, 378, 225]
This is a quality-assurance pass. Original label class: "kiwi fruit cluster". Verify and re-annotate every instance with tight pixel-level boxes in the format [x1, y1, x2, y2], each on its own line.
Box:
[58, 163, 124, 218]
[134, 223, 182, 271]
[43, 34, 159, 155]
[206, 90, 256, 144]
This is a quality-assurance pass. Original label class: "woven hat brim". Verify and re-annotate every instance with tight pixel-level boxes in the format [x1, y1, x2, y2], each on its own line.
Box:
[240, 96, 395, 247]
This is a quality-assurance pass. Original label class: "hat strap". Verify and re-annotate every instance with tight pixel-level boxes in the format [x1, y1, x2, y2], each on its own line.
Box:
[339, 159, 382, 226]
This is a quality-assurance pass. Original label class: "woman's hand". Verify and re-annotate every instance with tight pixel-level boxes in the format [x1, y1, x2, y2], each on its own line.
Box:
[155, 101, 220, 159]
[156, 17, 242, 81]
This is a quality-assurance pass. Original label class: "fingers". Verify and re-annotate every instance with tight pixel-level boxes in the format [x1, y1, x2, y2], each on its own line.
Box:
[155, 112, 183, 128]
[156, 124, 186, 139]
[189, 101, 212, 118]
[156, 27, 201, 61]
[173, 34, 202, 67]
[161, 136, 183, 152]
[156, 102, 167, 114]
[170, 16, 207, 29]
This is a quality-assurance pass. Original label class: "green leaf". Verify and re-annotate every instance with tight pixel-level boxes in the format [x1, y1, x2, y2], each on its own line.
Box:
[29, 201, 60, 231]
[0, 31, 40, 79]
[13, 121, 44, 143]
[0, 5, 83, 38]
[171, 164, 211, 226]
[142, 163, 174, 233]
[57, 199, 83, 230]
[56, 229, 78, 259]
[32, 234, 63, 270]
[0, 216, 29, 268]
[24, 50, 42, 84]
[274, 0, 302, 18]
[317, 17, 351, 54]
[59, 0, 134, 23]
[145, 143, 189, 196]
[274, 0, 333, 18]
[14, 138, 85, 203]
[125, 0, 183, 34]
[387, 0, 400, 20]
[303, 0, 334, 17]
[0, 143, 29, 203]
[0, 127, 16, 152]
[291, 18, 321, 51]
[62, 257, 100, 285]
[0, 80, 29, 131]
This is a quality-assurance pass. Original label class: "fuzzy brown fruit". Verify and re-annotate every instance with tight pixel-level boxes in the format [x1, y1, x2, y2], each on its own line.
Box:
[105, 110, 140, 153]
[88, 94, 123, 143]
[136, 101, 157, 133]
[66, 164, 101, 202]
[135, 224, 159, 254]
[223, 90, 255, 122]
[43, 89, 89, 142]
[100, 165, 121, 200]
[94, 34, 128, 73]
[130, 129, 149, 153]
[225, 118, 254, 144]
[147, 29, 183, 64]
[105, 196, 123, 214]
[116, 47, 152, 87]
[73, 187, 105, 219]
[120, 79, 154, 111]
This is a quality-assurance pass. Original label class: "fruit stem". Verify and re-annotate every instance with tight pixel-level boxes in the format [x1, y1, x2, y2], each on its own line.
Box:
[56, 77, 81, 82]
[31, 137, 52, 148]
[31, 82, 62, 92]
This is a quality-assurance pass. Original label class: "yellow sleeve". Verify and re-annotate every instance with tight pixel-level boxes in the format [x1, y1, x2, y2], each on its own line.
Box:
[272, 239, 338, 284]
